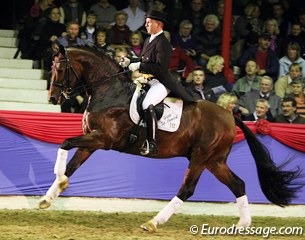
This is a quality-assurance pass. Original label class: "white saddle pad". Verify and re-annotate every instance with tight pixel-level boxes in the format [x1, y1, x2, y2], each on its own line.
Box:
[129, 83, 183, 132]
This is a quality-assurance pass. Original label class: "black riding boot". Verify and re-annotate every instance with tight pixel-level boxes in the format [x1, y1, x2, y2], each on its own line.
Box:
[141, 104, 158, 156]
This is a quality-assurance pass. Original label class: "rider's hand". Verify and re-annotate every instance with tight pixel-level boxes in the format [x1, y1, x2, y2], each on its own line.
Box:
[129, 62, 140, 71]
[119, 57, 130, 68]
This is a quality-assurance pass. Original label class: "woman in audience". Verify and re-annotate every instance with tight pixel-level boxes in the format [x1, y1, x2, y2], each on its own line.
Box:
[94, 29, 115, 58]
[262, 18, 281, 57]
[278, 42, 305, 78]
[128, 30, 143, 63]
[216, 93, 238, 114]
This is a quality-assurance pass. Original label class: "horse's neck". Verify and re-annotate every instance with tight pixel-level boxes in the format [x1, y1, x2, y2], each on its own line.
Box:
[87, 79, 135, 112]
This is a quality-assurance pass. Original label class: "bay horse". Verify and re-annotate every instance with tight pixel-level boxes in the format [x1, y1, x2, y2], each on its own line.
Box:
[39, 46, 303, 232]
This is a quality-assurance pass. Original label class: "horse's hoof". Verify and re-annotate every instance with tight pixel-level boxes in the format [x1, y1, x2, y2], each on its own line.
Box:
[236, 219, 251, 228]
[38, 196, 52, 209]
[57, 175, 69, 193]
[140, 219, 157, 233]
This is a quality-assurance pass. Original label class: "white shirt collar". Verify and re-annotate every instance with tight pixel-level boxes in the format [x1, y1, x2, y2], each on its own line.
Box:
[149, 30, 163, 43]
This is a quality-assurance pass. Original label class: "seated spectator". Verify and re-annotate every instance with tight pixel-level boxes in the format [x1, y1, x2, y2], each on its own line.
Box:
[262, 18, 281, 57]
[287, 77, 305, 118]
[278, 42, 305, 78]
[122, 0, 145, 32]
[237, 75, 282, 118]
[79, 11, 98, 46]
[94, 29, 115, 58]
[59, 0, 86, 27]
[90, 0, 117, 29]
[281, 22, 305, 57]
[128, 30, 143, 63]
[55, 21, 85, 47]
[195, 14, 222, 67]
[114, 47, 129, 64]
[275, 97, 305, 124]
[164, 31, 195, 80]
[243, 99, 275, 122]
[106, 11, 132, 50]
[234, 3, 263, 48]
[185, 67, 216, 102]
[18, 0, 56, 59]
[171, 19, 197, 61]
[231, 59, 261, 98]
[36, 6, 66, 70]
[216, 93, 238, 114]
[239, 32, 279, 81]
[270, 2, 290, 38]
[275, 63, 303, 99]
[204, 55, 229, 97]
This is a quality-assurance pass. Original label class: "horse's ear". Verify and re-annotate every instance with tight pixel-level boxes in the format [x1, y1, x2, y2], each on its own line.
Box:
[52, 43, 65, 57]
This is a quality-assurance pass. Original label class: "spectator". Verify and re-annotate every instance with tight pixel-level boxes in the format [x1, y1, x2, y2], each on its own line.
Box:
[237, 75, 282, 118]
[243, 98, 275, 122]
[36, 6, 66, 70]
[281, 22, 305, 58]
[179, 0, 207, 35]
[170, 19, 197, 61]
[278, 42, 305, 78]
[275, 63, 303, 99]
[18, 0, 56, 59]
[287, 77, 305, 118]
[262, 18, 281, 57]
[185, 67, 216, 101]
[55, 21, 85, 47]
[106, 11, 132, 50]
[59, 0, 86, 27]
[79, 10, 98, 46]
[298, 10, 305, 38]
[231, 59, 261, 98]
[204, 55, 228, 97]
[114, 47, 129, 64]
[94, 29, 115, 58]
[234, 3, 263, 47]
[216, 93, 238, 114]
[195, 14, 222, 67]
[122, 0, 145, 32]
[239, 32, 279, 81]
[275, 97, 305, 124]
[164, 31, 195, 80]
[270, 2, 290, 38]
[128, 30, 143, 63]
[89, 0, 117, 29]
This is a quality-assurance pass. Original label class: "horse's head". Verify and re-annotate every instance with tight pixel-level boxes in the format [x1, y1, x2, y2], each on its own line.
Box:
[48, 45, 83, 105]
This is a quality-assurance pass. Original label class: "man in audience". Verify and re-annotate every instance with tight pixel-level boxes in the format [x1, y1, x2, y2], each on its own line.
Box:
[275, 97, 305, 124]
[231, 59, 261, 98]
[243, 98, 275, 122]
[237, 75, 282, 118]
[239, 32, 279, 81]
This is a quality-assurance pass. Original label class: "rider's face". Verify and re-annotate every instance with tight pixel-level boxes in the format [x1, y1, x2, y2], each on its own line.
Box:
[145, 18, 162, 35]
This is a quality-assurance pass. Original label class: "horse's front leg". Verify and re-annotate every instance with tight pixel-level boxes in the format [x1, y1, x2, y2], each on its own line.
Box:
[38, 133, 103, 209]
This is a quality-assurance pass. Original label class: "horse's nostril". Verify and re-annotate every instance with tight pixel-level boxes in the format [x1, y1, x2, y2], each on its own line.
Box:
[49, 97, 57, 105]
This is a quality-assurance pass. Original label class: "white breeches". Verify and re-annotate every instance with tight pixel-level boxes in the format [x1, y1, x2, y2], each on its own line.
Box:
[142, 79, 170, 110]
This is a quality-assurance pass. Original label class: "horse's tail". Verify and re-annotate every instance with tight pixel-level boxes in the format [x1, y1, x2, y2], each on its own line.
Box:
[234, 116, 304, 207]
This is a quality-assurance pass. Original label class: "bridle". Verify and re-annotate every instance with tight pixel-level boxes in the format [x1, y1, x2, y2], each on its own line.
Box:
[51, 47, 131, 100]
[51, 48, 81, 100]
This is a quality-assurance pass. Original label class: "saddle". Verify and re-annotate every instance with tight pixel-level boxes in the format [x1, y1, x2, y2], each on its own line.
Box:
[129, 82, 183, 133]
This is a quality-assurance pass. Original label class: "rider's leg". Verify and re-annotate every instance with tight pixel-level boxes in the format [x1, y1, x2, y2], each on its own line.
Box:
[141, 80, 169, 155]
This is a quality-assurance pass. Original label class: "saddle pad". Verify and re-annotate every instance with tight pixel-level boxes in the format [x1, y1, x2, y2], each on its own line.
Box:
[129, 83, 183, 132]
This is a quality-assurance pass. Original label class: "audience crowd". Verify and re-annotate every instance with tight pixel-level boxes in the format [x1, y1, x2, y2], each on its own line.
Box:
[16, 0, 305, 123]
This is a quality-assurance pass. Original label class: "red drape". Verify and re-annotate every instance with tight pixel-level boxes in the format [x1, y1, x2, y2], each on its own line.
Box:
[1, 110, 305, 152]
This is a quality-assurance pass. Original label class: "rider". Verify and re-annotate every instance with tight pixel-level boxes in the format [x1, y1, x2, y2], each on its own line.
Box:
[125, 9, 195, 156]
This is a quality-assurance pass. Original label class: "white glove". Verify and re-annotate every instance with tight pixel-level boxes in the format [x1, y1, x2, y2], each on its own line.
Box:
[128, 62, 140, 71]
[119, 57, 130, 68]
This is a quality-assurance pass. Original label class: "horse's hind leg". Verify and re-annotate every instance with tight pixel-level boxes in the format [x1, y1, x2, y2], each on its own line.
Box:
[207, 160, 251, 227]
[141, 165, 204, 232]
